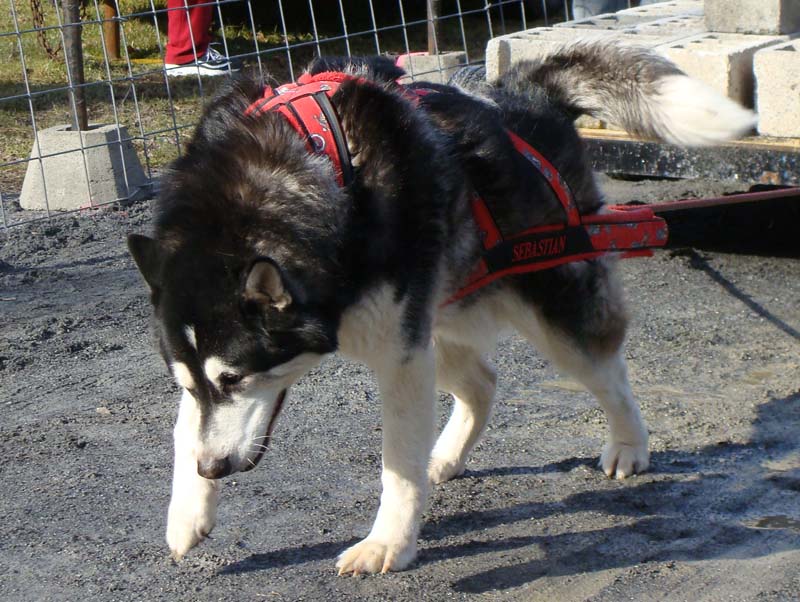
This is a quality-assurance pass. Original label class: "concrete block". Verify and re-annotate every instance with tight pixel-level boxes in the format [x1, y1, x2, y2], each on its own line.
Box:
[486, 25, 695, 81]
[556, 0, 702, 31]
[20, 123, 147, 211]
[662, 33, 787, 107]
[555, 11, 668, 30]
[705, 0, 800, 35]
[396, 51, 466, 85]
[488, 28, 645, 80]
[618, 0, 703, 18]
[633, 15, 707, 36]
[754, 40, 800, 136]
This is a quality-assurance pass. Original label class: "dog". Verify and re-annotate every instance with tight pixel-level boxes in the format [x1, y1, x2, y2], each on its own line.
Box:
[128, 42, 756, 575]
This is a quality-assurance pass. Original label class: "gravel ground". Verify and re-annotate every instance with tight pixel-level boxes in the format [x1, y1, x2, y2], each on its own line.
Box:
[1, 176, 798, 601]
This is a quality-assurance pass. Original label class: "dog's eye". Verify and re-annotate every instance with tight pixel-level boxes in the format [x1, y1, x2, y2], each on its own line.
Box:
[219, 372, 243, 387]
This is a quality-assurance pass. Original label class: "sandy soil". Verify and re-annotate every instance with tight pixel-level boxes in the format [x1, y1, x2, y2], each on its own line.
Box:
[1, 176, 798, 601]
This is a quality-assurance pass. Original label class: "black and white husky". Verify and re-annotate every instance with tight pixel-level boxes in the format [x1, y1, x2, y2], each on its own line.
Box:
[128, 42, 755, 574]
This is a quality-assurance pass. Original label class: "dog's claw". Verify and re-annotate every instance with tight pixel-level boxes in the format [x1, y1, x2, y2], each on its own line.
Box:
[336, 538, 413, 575]
[600, 440, 649, 479]
[428, 456, 466, 485]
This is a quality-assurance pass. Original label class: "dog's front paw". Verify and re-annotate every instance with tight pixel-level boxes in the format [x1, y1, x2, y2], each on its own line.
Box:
[428, 456, 465, 485]
[166, 493, 217, 560]
[336, 538, 416, 575]
[600, 440, 649, 479]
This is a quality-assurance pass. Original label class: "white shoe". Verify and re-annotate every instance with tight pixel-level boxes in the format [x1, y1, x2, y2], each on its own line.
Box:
[165, 46, 239, 77]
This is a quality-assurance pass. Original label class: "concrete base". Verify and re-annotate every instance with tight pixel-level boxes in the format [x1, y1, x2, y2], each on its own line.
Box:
[20, 123, 147, 211]
[755, 40, 800, 137]
[396, 51, 467, 85]
[705, 0, 800, 35]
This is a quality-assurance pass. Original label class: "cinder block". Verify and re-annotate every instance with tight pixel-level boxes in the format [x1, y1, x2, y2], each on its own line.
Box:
[754, 40, 800, 136]
[662, 33, 787, 107]
[20, 124, 147, 210]
[486, 21, 704, 80]
[633, 15, 706, 36]
[705, 0, 800, 35]
[556, 1, 702, 31]
[396, 51, 466, 85]
[617, 0, 703, 18]
[486, 25, 696, 81]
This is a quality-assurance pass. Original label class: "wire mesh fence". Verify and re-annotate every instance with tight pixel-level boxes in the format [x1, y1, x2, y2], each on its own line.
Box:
[2, 0, 637, 230]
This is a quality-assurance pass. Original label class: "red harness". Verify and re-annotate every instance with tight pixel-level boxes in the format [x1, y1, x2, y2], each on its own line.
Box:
[245, 73, 668, 304]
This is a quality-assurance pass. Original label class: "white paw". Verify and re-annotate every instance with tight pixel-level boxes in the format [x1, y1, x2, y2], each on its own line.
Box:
[600, 440, 649, 479]
[166, 493, 217, 560]
[336, 538, 416, 575]
[428, 456, 465, 485]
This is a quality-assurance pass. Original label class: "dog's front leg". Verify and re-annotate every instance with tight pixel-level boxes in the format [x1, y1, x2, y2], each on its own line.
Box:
[166, 389, 219, 560]
[336, 345, 436, 575]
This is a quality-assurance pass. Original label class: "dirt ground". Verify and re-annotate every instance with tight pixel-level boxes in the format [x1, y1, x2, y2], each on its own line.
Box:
[1, 175, 798, 601]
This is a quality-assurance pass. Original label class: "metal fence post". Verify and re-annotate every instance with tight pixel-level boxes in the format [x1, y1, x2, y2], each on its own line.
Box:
[62, 0, 88, 131]
[100, 0, 121, 60]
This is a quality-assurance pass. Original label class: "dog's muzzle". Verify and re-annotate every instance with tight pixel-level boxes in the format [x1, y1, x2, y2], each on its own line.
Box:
[240, 388, 287, 472]
[195, 389, 288, 479]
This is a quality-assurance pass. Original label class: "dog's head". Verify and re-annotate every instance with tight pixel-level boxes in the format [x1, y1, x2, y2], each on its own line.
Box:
[127, 234, 337, 479]
[127, 76, 354, 479]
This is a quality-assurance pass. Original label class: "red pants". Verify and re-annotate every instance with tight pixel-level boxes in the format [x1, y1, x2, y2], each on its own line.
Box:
[165, 0, 214, 65]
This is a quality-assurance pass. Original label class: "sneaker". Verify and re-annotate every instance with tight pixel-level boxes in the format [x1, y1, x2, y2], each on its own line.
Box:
[165, 46, 240, 77]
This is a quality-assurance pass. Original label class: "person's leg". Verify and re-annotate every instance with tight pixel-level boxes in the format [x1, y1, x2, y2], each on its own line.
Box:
[572, 0, 630, 19]
[165, 0, 213, 65]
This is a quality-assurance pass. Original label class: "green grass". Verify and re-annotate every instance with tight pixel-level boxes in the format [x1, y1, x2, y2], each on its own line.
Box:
[0, 1, 522, 197]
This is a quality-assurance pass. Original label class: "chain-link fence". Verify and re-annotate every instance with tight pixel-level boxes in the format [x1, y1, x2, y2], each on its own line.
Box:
[2, 0, 624, 229]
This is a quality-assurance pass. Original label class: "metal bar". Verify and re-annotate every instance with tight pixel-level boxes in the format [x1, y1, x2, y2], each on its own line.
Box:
[8, 0, 52, 218]
[652, 187, 800, 213]
[245, 0, 264, 79]
[55, 0, 94, 207]
[90, 0, 133, 198]
[114, 1, 155, 180]
[337, 0, 352, 57]
[366, 0, 382, 54]
[654, 187, 800, 256]
[276, 0, 295, 81]
[454, 0, 470, 62]
[307, 0, 323, 57]
[147, 0, 182, 155]
[427, 0, 440, 54]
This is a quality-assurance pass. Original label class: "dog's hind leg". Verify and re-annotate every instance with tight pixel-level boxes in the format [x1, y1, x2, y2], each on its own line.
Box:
[508, 278, 649, 479]
[166, 389, 220, 560]
[429, 339, 497, 484]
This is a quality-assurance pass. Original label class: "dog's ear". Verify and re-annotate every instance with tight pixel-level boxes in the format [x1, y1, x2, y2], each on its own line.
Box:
[243, 258, 292, 310]
[127, 234, 163, 293]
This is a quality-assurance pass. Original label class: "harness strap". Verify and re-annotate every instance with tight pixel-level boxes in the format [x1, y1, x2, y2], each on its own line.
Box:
[244, 72, 356, 187]
[505, 129, 581, 227]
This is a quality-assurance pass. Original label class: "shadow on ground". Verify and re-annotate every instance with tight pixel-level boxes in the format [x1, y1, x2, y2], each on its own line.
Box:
[222, 391, 800, 593]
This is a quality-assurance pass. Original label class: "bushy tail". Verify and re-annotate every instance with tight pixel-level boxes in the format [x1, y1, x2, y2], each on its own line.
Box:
[496, 41, 758, 147]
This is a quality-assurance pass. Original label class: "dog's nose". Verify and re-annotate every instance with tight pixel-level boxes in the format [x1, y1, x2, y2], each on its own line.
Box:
[197, 456, 233, 479]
